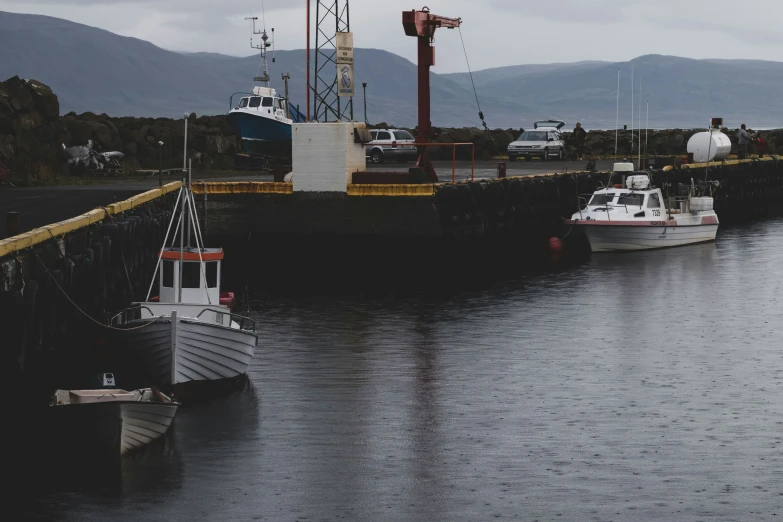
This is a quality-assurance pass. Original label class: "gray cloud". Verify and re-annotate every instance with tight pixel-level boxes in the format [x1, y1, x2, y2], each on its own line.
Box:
[4, 0, 783, 71]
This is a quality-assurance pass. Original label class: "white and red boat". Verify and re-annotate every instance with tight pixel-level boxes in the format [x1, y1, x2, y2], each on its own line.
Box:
[110, 179, 257, 392]
[565, 163, 719, 252]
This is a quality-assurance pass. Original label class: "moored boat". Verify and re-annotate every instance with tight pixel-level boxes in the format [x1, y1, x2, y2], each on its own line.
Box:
[109, 178, 258, 392]
[227, 11, 298, 158]
[50, 379, 179, 457]
[565, 163, 719, 252]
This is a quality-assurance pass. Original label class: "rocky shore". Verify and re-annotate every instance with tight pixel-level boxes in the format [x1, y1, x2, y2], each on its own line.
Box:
[0, 76, 779, 185]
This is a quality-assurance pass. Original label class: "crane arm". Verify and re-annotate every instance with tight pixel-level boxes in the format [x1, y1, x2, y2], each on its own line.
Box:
[403, 8, 462, 39]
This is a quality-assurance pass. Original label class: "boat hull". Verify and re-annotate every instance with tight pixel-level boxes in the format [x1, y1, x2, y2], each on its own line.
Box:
[227, 110, 292, 157]
[50, 401, 178, 457]
[120, 317, 257, 390]
[572, 222, 719, 252]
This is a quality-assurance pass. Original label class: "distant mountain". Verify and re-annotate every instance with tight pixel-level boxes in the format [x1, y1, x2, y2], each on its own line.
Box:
[2, 11, 783, 129]
[0, 11, 511, 127]
[442, 61, 609, 89]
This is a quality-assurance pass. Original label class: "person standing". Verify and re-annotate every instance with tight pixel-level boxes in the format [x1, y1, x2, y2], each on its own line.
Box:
[738, 124, 751, 159]
[572, 122, 587, 161]
[755, 131, 767, 158]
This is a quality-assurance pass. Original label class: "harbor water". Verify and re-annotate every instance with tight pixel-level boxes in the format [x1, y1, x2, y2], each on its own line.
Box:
[17, 218, 783, 521]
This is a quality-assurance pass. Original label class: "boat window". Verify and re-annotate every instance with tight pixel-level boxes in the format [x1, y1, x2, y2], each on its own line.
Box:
[162, 260, 174, 288]
[618, 193, 645, 207]
[647, 193, 661, 209]
[239, 98, 249, 108]
[275, 99, 285, 110]
[206, 262, 218, 288]
[377, 131, 392, 140]
[182, 262, 201, 289]
[394, 130, 414, 140]
[518, 131, 547, 141]
[249, 97, 262, 108]
[262, 97, 274, 107]
[588, 193, 615, 206]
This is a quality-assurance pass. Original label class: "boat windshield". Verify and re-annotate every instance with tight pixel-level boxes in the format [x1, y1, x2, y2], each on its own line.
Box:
[618, 193, 645, 207]
[249, 97, 262, 108]
[589, 193, 615, 206]
[239, 98, 249, 108]
[518, 131, 548, 141]
[262, 97, 274, 107]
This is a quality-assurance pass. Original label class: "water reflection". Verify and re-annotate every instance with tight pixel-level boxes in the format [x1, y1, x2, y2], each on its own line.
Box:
[21, 218, 783, 521]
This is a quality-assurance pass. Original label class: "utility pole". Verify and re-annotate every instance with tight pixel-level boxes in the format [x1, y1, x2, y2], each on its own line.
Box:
[282, 72, 291, 119]
[362, 82, 368, 124]
[158, 141, 164, 187]
[183, 113, 190, 172]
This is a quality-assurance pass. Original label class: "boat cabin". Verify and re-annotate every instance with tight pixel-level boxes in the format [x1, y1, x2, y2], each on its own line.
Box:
[237, 95, 287, 113]
[159, 247, 223, 305]
[578, 174, 667, 221]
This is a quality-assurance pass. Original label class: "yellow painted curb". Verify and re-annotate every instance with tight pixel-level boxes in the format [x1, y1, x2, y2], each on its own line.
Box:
[663, 156, 779, 171]
[0, 181, 182, 258]
[347, 184, 438, 196]
[192, 182, 293, 195]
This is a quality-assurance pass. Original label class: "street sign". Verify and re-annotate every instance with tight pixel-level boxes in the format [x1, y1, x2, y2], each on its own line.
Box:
[336, 32, 353, 65]
[338, 63, 354, 97]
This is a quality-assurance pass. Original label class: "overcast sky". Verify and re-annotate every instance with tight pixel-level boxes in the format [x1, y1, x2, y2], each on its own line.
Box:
[3, 0, 783, 72]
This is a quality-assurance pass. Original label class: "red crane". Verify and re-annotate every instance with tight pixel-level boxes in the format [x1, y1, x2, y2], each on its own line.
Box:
[402, 7, 461, 183]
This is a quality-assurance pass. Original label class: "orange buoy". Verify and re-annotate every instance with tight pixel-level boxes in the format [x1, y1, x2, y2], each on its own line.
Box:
[548, 237, 563, 254]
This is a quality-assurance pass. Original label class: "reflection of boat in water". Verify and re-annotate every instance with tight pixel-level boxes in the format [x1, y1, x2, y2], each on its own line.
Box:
[227, 10, 304, 159]
[110, 179, 258, 393]
[566, 163, 719, 252]
[50, 379, 179, 458]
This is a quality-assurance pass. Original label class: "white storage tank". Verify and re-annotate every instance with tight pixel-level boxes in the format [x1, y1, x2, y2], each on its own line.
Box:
[687, 131, 732, 163]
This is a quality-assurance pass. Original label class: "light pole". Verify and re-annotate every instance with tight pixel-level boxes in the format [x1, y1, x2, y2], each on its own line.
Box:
[158, 141, 164, 187]
[362, 82, 368, 125]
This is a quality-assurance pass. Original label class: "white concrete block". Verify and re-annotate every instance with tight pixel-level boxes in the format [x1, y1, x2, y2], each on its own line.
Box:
[292, 122, 367, 192]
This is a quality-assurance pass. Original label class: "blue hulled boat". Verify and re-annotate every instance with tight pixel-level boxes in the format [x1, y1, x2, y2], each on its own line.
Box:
[227, 14, 295, 159]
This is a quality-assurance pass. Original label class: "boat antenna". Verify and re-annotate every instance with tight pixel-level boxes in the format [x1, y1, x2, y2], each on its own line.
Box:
[614, 69, 620, 159]
[246, 10, 273, 88]
[638, 75, 642, 170]
[645, 100, 649, 167]
[630, 61, 634, 168]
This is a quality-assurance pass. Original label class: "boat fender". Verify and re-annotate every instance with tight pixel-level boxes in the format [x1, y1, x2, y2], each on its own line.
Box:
[102, 236, 112, 265]
[63, 258, 76, 289]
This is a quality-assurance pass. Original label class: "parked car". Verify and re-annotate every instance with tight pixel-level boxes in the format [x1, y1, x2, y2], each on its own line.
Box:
[366, 129, 417, 164]
[507, 120, 566, 161]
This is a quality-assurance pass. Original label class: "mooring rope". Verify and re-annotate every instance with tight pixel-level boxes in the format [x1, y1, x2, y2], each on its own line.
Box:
[36, 255, 164, 332]
[458, 26, 501, 156]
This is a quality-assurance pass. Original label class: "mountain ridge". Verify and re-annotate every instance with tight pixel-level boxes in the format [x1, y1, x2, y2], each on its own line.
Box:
[1, 11, 782, 128]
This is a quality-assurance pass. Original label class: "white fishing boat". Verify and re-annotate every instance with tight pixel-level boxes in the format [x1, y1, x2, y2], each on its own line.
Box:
[109, 176, 258, 391]
[565, 163, 719, 252]
[50, 376, 179, 457]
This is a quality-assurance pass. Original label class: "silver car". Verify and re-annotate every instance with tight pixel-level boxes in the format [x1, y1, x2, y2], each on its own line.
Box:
[366, 129, 418, 164]
[507, 120, 566, 161]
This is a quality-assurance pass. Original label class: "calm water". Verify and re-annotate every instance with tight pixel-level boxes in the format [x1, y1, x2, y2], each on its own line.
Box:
[19, 219, 783, 521]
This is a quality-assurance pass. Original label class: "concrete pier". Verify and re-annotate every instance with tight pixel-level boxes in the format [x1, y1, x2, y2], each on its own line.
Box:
[3, 157, 783, 397]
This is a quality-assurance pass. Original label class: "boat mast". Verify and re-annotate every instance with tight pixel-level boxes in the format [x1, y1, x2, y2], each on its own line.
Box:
[246, 2, 274, 89]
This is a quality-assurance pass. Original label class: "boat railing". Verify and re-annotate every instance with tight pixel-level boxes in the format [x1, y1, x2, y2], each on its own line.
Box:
[195, 308, 257, 332]
[109, 306, 156, 327]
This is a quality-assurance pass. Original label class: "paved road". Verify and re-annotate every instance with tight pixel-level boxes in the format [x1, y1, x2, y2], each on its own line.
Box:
[0, 159, 616, 237]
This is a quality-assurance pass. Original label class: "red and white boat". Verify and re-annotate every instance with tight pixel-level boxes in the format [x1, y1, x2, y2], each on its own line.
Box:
[565, 164, 719, 252]
[110, 179, 257, 391]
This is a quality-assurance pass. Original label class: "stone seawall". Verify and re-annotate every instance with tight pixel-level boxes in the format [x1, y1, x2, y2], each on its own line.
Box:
[3, 76, 781, 184]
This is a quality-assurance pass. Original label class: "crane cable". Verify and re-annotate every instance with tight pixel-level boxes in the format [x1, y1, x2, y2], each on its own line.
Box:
[458, 27, 500, 156]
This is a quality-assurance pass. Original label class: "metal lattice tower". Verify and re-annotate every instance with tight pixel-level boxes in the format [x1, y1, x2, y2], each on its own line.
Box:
[313, 0, 353, 122]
